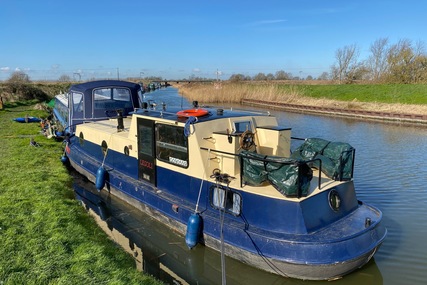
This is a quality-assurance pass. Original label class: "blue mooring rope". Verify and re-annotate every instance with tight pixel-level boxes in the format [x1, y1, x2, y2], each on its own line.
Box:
[184, 116, 198, 137]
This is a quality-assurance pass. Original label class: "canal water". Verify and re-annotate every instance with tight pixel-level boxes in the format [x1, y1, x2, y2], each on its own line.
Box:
[73, 87, 427, 285]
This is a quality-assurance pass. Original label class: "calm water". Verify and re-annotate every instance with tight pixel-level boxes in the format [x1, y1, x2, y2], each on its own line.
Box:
[74, 87, 427, 285]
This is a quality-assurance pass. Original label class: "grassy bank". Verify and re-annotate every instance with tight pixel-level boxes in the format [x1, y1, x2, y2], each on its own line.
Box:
[177, 82, 427, 115]
[0, 105, 162, 284]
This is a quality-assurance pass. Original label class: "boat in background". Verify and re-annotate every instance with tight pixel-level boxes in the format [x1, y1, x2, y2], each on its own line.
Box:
[13, 116, 41, 123]
[58, 80, 386, 280]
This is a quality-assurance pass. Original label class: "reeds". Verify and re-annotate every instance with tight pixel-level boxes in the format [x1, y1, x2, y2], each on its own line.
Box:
[176, 82, 427, 115]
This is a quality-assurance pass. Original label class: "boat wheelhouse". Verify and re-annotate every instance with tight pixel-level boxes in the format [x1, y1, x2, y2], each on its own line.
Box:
[59, 84, 386, 280]
[53, 80, 143, 135]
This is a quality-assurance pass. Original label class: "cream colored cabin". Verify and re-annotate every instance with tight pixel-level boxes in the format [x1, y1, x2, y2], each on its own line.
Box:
[75, 112, 343, 201]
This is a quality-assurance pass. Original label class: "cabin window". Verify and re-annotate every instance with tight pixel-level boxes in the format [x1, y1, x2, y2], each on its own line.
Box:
[72, 92, 83, 112]
[210, 185, 241, 216]
[156, 124, 188, 168]
[138, 125, 153, 156]
[233, 121, 252, 133]
[112, 88, 131, 101]
[93, 88, 132, 110]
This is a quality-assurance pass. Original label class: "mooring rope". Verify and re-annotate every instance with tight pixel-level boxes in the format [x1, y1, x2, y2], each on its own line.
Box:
[218, 183, 228, 285]
[194, 149, 210, 213]
[184, 116, 198, 137]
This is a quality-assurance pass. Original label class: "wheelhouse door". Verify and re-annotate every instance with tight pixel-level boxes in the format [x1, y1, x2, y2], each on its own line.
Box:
[137, 118, 156, 186]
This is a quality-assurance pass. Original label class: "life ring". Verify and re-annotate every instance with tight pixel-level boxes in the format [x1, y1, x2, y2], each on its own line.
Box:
[177, 109, 209, 117]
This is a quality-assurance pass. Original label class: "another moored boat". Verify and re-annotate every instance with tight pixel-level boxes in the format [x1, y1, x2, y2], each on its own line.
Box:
[13, 116, 41, 123]
[59, 80, 386, 280]
[52, 80, 143, 135]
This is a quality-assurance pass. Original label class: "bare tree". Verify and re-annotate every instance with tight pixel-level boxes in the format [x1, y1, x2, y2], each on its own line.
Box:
[58, 74, 72, 82]
[275, 70, 291, 80]
[253, 72, 267, 81]
[229, 73, 247, 82]
[317, 72, 330, 80]
[367, 38, 389, 81]
[331, 44, 360, 83]
[266, 73, 275, 80]
[7, 71, 30, 83]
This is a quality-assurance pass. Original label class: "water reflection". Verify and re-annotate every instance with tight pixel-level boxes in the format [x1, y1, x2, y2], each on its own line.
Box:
[73, 174, 382, 285]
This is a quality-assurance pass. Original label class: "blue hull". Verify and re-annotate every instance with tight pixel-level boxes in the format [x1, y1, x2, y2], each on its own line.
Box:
[66, 136, 386, 280]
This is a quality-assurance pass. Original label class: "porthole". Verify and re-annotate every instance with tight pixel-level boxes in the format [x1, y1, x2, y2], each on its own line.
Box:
[124, 146, 130, 156]
[328, 189, 341, 211]
[101, 140, 108, 156]
[79, 132, 84, 145]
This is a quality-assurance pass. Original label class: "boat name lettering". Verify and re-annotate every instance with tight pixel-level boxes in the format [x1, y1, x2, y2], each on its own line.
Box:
[140, 159, 153, 169]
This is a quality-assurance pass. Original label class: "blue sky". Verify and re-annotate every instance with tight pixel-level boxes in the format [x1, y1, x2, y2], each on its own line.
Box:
[1, 0, 426, 81]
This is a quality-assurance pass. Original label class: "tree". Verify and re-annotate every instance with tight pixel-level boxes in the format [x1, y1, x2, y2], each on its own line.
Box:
[253, 72, 267, 81]
[266, 73, 275, 80]
[275, 70, 291, 80]
[7, 71, 30, 83]
[331, 44, 360, 83]
[229, 73, 246, 82]
[317, 72, 330, 80]
[386, 39, 426, 83]
[411, 54, 427, 83]
[58, 74, 71, 82]
[367, 38, 389, 81]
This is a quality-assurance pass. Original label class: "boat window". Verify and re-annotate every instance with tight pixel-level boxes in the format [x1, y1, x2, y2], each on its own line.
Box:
[112, 88, 131, 101]
[210, 185, 241, 216]
[138, 125, 153, 156]
[156, 124, 188, 168]
[72, 92, 83, 112]
[94, 88, 112, 100]
[93, 88, 132, 110]
[233, 121, 252, 133]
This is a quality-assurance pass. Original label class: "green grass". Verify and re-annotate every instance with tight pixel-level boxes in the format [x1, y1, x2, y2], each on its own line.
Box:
[277, 84, 427, 104]
[0, 105, 162, 284]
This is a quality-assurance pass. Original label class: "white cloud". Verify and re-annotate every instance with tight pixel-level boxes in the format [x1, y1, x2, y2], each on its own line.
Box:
[193, 68, 201, 73]
[0, 67, 10, 72]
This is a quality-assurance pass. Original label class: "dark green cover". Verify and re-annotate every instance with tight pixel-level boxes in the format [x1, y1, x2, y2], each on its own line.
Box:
[240, 151, 313, 197]
[240, 151, 268, 186]
[291, 138, 354, 180]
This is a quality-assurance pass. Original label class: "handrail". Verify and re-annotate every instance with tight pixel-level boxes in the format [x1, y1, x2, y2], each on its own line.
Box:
[200, 147, 323, 197]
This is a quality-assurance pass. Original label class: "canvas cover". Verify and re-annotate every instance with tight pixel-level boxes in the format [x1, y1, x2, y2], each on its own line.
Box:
[291, 138, 354, 180]
[240, 151, 313, 197]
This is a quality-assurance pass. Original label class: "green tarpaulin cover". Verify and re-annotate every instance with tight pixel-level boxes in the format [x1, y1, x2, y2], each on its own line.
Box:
[240, 151, 313, 197]
[291, 138, 354, 180]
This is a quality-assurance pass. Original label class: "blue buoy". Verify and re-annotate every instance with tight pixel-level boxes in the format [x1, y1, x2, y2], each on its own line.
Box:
[185, 213, 202, 249]
[60, 155, 68, 163]
[95, 166, 107, 191]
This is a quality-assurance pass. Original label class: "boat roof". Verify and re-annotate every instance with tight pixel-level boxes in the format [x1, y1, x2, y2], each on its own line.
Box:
[133, 106, 270, 123]
[69, 80, 141, 94]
